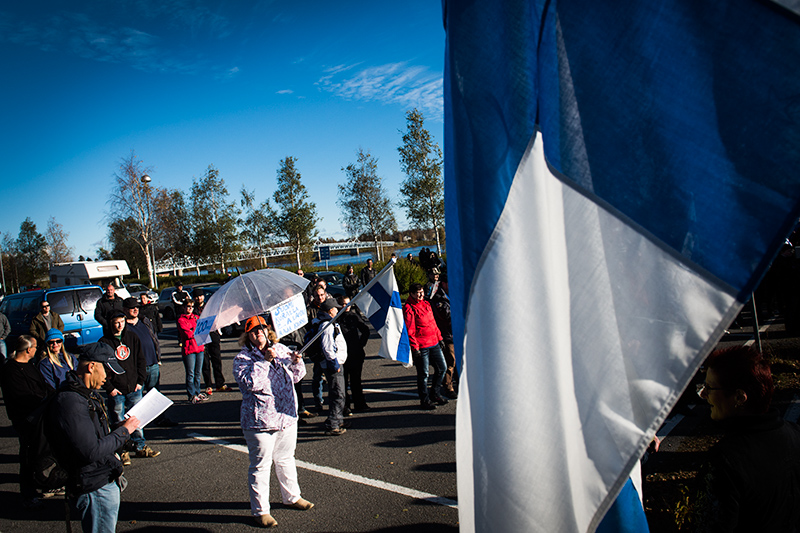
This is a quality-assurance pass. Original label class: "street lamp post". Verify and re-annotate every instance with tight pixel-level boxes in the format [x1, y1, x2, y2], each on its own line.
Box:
[141, 173, 158, 290]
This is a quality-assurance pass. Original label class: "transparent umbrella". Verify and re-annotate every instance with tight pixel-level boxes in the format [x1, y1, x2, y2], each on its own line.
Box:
[193, 269, 309, 345]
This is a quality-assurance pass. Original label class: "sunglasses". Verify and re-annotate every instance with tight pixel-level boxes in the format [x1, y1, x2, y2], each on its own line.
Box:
[48, 340, 63, 345]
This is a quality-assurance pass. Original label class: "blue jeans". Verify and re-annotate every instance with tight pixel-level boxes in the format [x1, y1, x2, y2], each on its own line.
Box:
[324, 368, 346, 430]
[412, 343, 446, 403]
[75, 480, 121, 533]
[312, 361, 325, 410]
[0, 338, 6, 361]
[183, 351, 204, 399]
[108, 390, 145, 450]
[144, 363, 160, 395]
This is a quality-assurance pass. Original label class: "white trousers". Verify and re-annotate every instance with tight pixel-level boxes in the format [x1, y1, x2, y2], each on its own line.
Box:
[243, 424, 302, 516]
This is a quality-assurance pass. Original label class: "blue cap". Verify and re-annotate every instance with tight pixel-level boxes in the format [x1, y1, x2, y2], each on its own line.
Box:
[45, 329, 64, 343]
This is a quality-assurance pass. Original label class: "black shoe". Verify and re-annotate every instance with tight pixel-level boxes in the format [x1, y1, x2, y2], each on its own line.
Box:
[444, 390, 459, 400]
[343, 407, 353, 417]
[353, 404, 371, 412]
[325, 427, 346, 436]
[432, 396, 449, 406]
[22, 497, 42, 509]
[155, 417, 179, 427]
[420, 401, 437, 410]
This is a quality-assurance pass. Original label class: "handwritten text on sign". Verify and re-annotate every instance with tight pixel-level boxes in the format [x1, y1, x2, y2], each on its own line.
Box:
[270, 294, 308, 338]
[194, 315, 216, 345]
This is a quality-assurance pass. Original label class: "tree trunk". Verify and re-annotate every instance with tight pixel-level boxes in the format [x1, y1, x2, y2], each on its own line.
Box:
[371, 225, 381, 262]
[434, 221, 442, 256]
[144, 246, 156, 289]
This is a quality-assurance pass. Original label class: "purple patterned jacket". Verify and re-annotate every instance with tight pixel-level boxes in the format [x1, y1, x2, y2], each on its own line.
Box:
[233, 342, 306, 431]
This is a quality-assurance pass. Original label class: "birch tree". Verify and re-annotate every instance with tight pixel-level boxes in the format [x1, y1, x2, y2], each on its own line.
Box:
[190, 165, 240, 274]
[45, 216, 73, 264]
[398, 108, 445, 254]
[107, 151, 157, 288]
[273, 156, 318, 269]
[338, 148, 396, 261]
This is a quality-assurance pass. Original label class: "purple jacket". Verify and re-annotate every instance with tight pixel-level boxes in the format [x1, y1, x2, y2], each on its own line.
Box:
[233, 343, 306, 431]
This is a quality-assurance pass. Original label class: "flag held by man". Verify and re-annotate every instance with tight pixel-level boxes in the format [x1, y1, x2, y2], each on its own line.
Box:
[350, 260, 412, 366]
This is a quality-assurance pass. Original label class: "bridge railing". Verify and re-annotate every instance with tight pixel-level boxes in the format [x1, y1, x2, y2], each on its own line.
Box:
[153, 240, 395, 273]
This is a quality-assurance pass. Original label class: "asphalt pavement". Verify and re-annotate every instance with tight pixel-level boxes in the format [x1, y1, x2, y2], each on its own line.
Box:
[0, 323, 459, 532]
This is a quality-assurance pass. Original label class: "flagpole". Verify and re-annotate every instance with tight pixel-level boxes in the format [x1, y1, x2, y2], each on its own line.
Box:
[296, 258, 397, 354]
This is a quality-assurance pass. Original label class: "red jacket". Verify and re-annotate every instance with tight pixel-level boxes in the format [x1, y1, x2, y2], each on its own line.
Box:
[403, 296, 442, 351]
[177, 313, 204, 356]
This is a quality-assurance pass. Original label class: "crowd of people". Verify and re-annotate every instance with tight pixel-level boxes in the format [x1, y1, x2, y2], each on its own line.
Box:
[0, 256, 461, 530]
[0, 283, 168, 532]
[4, 254, 797, 531]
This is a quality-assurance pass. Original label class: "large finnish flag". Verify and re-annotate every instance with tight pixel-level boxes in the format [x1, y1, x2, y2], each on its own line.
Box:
[444, 1, 800, 532]
[351, 260, 412, 365]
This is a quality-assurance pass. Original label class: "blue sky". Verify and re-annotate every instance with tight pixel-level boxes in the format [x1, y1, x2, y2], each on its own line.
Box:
[0, 0, 444, 260]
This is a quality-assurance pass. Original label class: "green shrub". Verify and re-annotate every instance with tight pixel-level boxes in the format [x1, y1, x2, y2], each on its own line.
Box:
[392, 259, 428, 295]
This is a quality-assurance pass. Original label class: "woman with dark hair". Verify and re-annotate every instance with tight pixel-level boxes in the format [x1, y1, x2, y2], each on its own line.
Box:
[0, 335, 53, 507]
[177, 302, 205, 404]
[233, 315, 313, 528]
[694, 345, 800, 531]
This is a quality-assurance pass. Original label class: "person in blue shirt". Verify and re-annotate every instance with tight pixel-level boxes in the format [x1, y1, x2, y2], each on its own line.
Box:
[37, 329, 78, 390]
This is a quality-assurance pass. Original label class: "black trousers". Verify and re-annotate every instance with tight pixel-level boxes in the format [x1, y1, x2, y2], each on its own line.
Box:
[11, 419, 36, 499]
[344, 350, 366, 408]
[202, 331, 226, 388]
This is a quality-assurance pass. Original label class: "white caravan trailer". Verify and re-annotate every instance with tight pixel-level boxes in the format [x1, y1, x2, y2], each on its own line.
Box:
[49, 260, 132, 298]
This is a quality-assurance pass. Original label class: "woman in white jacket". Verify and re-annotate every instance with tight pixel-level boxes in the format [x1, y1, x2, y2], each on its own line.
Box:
[233, 315, 314, 528]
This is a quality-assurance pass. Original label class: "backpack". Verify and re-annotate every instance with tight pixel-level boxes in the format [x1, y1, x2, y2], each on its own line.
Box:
[26, 395, 69, 490]
[302, 321, 325, 363]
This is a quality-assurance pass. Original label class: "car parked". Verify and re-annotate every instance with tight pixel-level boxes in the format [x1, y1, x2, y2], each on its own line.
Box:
[126, 283, 158, 302]
[303, 271, 346, 297]
[157, 282, 221, 320]
[0, 285, 105, 350]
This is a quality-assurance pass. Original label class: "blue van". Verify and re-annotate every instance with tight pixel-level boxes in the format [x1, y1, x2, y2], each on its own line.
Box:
[0, 285, 105, 351]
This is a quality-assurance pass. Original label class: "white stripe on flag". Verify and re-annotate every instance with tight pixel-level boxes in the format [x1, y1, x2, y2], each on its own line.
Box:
[457, 132, 739, 531]
[350, 263, 412, 366]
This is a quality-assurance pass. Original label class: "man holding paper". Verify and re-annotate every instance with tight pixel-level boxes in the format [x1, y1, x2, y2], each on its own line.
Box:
[48, 342, 140, 533]
[100, 312, 160, 463]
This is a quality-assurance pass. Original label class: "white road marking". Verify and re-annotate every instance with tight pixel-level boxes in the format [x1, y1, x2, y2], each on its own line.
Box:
[188, 432, 458, 509]
[363, 388, 418, 398]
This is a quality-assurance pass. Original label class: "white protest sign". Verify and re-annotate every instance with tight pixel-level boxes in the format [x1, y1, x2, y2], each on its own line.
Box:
[193, 314, 216, 346]
[270, 294, 308, 338]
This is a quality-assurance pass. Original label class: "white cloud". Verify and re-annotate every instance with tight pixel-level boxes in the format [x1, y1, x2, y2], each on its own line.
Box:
[317, 62, 443, 119]
[0, 8, 234, 77]
[276, 89, 293, 94]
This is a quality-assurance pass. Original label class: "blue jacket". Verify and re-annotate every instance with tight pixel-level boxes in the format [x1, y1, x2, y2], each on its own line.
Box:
[38, 351, 79, 389]
[47, 372, 129, 494]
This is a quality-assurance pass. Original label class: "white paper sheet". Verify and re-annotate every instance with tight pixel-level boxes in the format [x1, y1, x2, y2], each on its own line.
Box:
[125, 388, 174, 429]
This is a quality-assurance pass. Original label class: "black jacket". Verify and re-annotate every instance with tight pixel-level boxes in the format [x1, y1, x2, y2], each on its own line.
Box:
[47, 372, 128, 494]
[694, 409, 800, 532]
[0, 359, 53, 423]
[425, 284, 453, 343]
[358, 266, 376, 288]
[138, 303, 162, 334]
[99, 329, 146, 395]
[338, 309, 370, 360]
[94, 294, 124, 329]
[343, 274, 360, 298]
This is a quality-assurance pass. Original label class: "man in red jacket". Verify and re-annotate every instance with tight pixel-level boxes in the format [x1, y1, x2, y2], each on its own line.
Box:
[403, 283, 448, 410]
